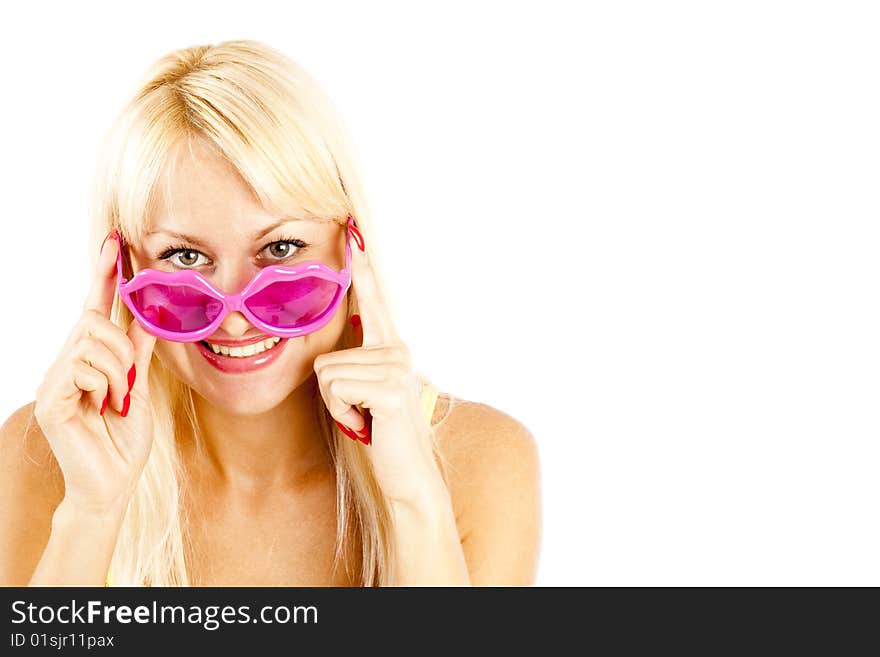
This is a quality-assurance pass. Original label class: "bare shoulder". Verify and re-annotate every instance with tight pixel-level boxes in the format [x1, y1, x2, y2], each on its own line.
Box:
[431, 393, 540, 475]
[0, 402, 65, 585]
[430, 393, 542, 585]
[0, 402, 63, 482]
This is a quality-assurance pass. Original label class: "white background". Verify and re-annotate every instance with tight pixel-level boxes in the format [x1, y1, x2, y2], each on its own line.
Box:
[1, 1, 878, 585]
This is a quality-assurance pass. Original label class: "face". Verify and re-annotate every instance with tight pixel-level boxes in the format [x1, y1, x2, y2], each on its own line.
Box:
[129, 138, 349, 415]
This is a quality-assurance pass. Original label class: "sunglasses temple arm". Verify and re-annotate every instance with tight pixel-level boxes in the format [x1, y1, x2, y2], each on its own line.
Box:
[343, 232, 352, 273]
[343, 215, 356, 273]
[116, 236, 128, 285]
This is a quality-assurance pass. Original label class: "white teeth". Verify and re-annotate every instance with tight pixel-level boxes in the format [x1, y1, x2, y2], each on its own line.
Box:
[205, 337, 281, 358]
[241, 343, 260, 357]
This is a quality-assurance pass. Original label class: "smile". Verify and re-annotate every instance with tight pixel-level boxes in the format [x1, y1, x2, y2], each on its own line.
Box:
[195, 336, 289, 374]
[201, 337, 282, 357]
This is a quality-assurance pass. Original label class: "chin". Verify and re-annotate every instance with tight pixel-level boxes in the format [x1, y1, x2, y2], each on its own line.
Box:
[202, 387, 299, 416]
[198, 359, 316, 416]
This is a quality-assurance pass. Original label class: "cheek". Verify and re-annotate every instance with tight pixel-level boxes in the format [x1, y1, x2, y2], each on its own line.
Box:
[298, 305, 349, 362]
[153, 340, 192, 377]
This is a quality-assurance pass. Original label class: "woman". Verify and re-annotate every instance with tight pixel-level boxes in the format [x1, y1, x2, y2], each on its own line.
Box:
[0, 40, 541, 586]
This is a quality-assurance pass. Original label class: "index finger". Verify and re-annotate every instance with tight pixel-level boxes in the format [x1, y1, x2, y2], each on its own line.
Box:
[348, 225, 398, 347]
[83, 231, 120, 317]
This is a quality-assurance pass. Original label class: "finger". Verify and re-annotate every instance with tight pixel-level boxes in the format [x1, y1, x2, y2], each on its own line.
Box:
[316, 374, 368, 434]
[317, 363, 405, 397]
[76, 337, 129, 413]
[338, 406, 368, 434]
[81, 312, 136, 373]
[347, 229, 398, 347]
[83, 231, 120, 318]
[71, 361, 110, 413]
[314, 344, 409, 368]
[327, 378, 400, 427]
[127, 318, 157, 396]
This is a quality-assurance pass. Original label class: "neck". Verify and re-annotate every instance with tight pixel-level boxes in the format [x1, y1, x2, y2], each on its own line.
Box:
[184, 375, 331, 493]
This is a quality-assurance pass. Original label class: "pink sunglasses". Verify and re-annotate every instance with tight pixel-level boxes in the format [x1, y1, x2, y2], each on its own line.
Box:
[115, 215, 359, 342]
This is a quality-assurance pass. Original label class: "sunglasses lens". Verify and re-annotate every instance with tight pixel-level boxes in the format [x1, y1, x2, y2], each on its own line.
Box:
[244, 277, 341, 328]
[131, 283, 223, 333]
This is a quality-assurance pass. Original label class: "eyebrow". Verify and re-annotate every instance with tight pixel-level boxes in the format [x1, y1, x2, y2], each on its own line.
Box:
[145, 218, 306, 247]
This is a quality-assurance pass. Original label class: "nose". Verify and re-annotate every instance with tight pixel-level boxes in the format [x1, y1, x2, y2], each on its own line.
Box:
[217, 310, 253, 338]
[214, 266, 260, 338]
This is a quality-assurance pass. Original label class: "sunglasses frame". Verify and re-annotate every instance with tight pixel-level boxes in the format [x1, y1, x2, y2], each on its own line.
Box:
[116, 215, 356, 342]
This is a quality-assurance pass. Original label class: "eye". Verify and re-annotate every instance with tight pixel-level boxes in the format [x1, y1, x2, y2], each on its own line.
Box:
[263, 238, 308, 260]
[156, 237, 308, 268]
[157, 245, 210, 268]
[173, 249, 207, 267]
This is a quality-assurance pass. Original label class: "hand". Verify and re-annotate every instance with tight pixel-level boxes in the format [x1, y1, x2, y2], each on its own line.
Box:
[34, 231, 157, 514]
[313, 223, 444, 505]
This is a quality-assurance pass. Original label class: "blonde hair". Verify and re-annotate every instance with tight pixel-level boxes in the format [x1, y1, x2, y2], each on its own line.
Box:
[88, 40, 451, 586]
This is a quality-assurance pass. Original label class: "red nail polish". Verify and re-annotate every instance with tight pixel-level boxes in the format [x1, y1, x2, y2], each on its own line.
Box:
[349, 223, 365, 252]
[365, 413, 373, 444]
[355, 426, 371, 445]
[100, 230, 119, 253]
[100, 393, 109, 416]
[349, 314, 361, 328]
[355, 411, 372, 445]
[127, 364, 136, 392]
[335, 420, 362, 443]
[121, 393, 131, 418]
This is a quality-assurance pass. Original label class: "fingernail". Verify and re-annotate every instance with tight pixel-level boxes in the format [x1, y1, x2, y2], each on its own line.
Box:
[355, 425, 371, 445]
[356, 412, 372, 445]
[100, 393, 109, 416]
[121, 393, 131, 418]
[349, 314, 361, 328]
[335, 420, 362, 443]
[349, 224, 365, 252]
[100, 230, 119, 254]
[127, 364, 136, 392]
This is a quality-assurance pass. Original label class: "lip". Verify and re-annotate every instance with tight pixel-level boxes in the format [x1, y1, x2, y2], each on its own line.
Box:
[203, 335, 274, 347]
[195, 337, 288, 374]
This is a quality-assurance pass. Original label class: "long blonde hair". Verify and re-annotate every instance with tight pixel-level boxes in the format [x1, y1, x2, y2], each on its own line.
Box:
[88, 40, 449, 586]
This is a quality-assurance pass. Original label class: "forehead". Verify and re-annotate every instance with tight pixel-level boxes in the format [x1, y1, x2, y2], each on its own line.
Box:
[148, 137, 271, 236]
[145, 137, 335, 244]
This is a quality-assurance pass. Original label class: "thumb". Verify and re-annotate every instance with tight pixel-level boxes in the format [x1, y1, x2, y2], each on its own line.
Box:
[127, 319, 157, 396]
